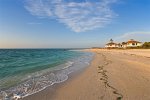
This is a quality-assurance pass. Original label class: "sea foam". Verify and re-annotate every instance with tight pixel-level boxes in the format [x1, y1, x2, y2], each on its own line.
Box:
[0, 51, 94, 100]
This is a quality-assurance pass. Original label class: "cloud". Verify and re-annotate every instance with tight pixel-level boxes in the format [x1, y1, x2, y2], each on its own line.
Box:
[115, 32, 150, 42]
[24, 0, 118, 32]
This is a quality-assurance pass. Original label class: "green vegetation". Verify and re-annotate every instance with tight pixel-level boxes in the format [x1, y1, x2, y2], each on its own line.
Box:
[142, 42, 150, 49]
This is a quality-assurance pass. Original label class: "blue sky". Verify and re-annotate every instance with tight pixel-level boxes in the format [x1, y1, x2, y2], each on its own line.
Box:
[0, 0, 150, 48]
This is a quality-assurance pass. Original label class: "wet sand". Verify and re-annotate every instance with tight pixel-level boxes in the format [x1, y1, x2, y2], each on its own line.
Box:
[23, 49, 150, 100]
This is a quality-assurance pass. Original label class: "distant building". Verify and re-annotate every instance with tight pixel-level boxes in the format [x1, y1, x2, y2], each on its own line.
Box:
[121, 42, 127, 48]
[126, 39, 142, 48]
[105, 39, 142, 49]
[105, 39, 118, 48]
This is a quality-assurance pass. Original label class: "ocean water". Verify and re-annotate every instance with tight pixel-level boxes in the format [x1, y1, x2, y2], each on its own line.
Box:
[0, 49, 93, 100]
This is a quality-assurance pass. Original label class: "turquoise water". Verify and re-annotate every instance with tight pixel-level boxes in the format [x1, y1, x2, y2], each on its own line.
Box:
[0, 49, 93, 99]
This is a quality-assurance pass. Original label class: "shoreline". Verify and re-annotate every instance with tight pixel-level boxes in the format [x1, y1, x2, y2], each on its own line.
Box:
[22, 53, 95, 100]
[0, 50, 94, 100]
[20, 50, 94, 100]
[23, 49, 150, 100]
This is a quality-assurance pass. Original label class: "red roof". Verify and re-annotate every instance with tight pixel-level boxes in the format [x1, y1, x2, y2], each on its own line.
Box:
[127, 40, 141, 43]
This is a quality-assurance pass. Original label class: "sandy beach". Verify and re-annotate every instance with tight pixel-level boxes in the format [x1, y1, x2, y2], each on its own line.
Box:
[23, 49, 150, 100]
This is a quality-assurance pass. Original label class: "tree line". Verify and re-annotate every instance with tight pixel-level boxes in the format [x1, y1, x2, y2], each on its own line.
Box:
[142, 42, 150, 49]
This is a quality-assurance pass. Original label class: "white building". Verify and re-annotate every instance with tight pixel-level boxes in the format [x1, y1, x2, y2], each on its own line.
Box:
[121, 42, 127, 48]
[105, 42, 118, 48]
[126, 39, 142, 47]
[105, 39, 118, 48]
[105, 39, 142, 49]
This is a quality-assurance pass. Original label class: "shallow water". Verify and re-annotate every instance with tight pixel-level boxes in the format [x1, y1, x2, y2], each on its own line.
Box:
[0, 49, 93, 100]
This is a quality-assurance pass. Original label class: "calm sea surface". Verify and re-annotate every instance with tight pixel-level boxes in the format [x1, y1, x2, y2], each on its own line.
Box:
[0, 49, 93, 99]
